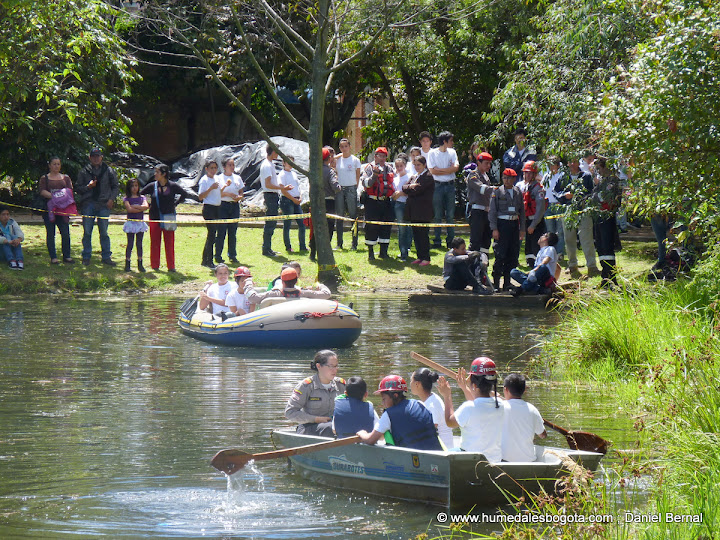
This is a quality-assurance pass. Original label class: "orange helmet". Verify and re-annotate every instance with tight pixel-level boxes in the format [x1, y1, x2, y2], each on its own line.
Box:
[374, 375, 408, 394]
[522, 161, 538, 173]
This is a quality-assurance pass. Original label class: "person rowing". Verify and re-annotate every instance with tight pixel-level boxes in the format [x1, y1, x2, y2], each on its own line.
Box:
[284, 350, 345, 437]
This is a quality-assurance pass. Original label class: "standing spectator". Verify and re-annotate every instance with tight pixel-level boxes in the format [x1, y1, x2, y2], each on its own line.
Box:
[122, 178, 149, 272]
[489, 169, 526, 291]
[216, 157, 244, 264]
[140, 165, 190, 273]
[591, 157, 622, 288]
[520, 161, 546, 267]
[37, 157, 74, 264]
[542, 156, 566, 260]
[466, 152, 495, 257]
[650, 213, 670, 271]
[260, 144, 293, 257]
[558, 159, 599, 278]
[402, 156, 434, 266]
[502, 128, 537, 180]
[198, 159, 223, 267]
[279, 156, 306, 253]
[361, 147, 395, 261]
[334, 138, 361, 250]
[75, 148, 119, 266]
[580, 150, 595, 175]
[392, 155, 413, 261]
[0, 206, 25, 270]
[419, 131, 433, 160]
[428, 131, 460, 249]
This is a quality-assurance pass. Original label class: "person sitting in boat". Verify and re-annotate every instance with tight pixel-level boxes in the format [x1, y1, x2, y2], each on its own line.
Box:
[244, 267, 331, 306]
[268, 261, 302, 290]
[436, 357, 505, 461]
[501, 373, 547, 462]
[443, 237, 492, 294]
[224, 266, 256, 318]
[284, 350, 346, 437]
[198, 263, 237, 317]
[409, 368, 455, 450]
[357, 375, 443, 451]
[509, 232, 559, 296]
[333, 376, 379, 439]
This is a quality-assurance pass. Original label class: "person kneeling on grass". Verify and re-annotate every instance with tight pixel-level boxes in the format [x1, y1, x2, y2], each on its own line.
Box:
[357, 375, 443, 451]
[0, 206, 25, 270]
[333, 376, 379, 439]
[501, 373, 547, 462]
[443, 237, 493, 294]
[509, 232, 559, 296]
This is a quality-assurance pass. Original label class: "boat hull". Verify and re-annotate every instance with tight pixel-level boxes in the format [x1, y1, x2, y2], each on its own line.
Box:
[178, 299, 362, 348]
[271, 429, 603, 508]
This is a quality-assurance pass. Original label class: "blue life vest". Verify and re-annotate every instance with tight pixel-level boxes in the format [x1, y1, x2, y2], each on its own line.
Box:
[385, 398, 442, 450]
[333, 396, 375, 438]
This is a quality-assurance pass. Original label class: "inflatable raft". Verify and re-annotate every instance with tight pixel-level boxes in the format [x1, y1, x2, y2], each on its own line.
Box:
[178, 297, 362, 348]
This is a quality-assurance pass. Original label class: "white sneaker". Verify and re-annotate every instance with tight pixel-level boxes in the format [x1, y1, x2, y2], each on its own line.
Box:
[17, 261, 24, 270]
[9, 260, 18, 270]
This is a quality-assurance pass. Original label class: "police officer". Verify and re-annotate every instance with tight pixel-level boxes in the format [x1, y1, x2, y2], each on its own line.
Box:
[284, 350, 345, 437]
[489, 169, 526, 291]
[466, 151, 495, 256]
[591, 157, 622, 288]
[361, 147, 395, 260]
[520, 161, 547, 267]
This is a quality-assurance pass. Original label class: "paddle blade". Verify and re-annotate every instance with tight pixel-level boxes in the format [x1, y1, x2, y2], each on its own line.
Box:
[566, 431, 610, 455]
[211, 449, 253, 475]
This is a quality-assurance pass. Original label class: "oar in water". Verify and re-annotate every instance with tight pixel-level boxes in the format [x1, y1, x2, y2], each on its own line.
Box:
[211, 435, 362, 475]
[410, 351, 610, 455]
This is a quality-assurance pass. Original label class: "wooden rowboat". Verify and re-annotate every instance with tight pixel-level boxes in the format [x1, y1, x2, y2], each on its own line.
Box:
[271, 428, 603, 508]
[408, 284, 551, 306]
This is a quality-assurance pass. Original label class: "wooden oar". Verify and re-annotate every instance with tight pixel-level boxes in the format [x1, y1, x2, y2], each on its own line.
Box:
[410, 351, 610, 455]
[210, 435, 362, 475]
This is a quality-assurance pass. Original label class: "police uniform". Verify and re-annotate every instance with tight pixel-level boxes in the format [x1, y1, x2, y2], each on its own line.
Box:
[285, 373, 346, 437]
[466, 169, 494, 255]
[361, 162, 395, 258]
[489, 184, 526, 290]
[591, 174, 622, 284]
[520, 180, 547, 265]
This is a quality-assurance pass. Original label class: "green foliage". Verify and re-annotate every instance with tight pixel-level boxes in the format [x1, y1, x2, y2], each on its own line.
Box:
[0, 0, 138, 188]
[686, 241, 720, 314]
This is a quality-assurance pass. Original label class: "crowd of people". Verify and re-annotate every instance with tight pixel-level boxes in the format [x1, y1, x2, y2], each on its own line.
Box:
[284, 349, 547, 462]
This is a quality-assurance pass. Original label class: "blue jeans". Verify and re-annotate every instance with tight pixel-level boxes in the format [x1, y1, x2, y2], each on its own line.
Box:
[545, 204, 566, 256]
[650, 214, 669, 263]
[433, 181, 455, 246]
[393, 200, 412, 258]
[280, 197, 306, 250]
[335, 185, 358, 247]
[43, 212, 71, 260]
[263, 192, 280, 251]
[81, 201, 112, 260]
[1, 243, 23, 262]
[510, 264, 551, 293]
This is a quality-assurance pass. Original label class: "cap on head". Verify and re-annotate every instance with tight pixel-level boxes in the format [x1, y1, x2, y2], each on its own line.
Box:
[374, 147, 388, 156]
[478, 152, 493, 162]
[89, 148, 102, 157]
[234, 266, 251, 278]
[470, 357, 497, 380]
[281, 267, 298, 280]
[322, 148, 331, 161]
[502, 168, 517, 177]
[522, 161, 538, 173]
[374, 375, 407, 394]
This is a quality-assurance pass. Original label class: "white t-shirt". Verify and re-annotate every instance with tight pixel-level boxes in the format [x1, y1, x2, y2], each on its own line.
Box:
[393, 173, 410, 204]
[454, 397, 504, 461]
[420, 148, 431, 161]
[543, 172, 563, 204]
[259, 158, 279, 193]
[421, 393, 454, 450]
[535, 245, 558, 276]
[198, 175, 222, 206]
[206, 281, 238, 314]
[427, 148, 459, 182]
[220, 173, 245, 202]
[336, 155, 362, 187]
[501, 399, 545, 462]
[278, 169, 301, 199]
[225, 289, 251, 314]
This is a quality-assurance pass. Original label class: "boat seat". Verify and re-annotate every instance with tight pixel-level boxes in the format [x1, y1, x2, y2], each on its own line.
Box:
[259, 296, 287, 309]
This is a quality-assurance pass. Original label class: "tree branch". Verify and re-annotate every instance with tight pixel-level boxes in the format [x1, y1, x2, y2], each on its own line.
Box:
[259, 0, 315, 56]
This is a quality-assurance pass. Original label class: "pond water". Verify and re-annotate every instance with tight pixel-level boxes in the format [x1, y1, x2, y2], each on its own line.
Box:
[0, 294, 635, 538]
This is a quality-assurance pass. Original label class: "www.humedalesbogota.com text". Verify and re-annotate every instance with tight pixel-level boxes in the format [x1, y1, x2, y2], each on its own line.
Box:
[435, 512, 703, 526]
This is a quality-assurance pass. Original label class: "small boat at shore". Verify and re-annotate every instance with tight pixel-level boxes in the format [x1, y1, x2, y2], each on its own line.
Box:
[178, 298, 362, 348]
[270, 428, 603, 508]
[408, 284, 575, 308]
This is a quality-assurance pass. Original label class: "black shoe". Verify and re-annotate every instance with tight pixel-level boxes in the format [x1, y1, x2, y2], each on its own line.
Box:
[63, 258, 75, 264]
[215, 257, 225, 264]
[82, 259, 91, 266]
[102, 259, 117, 267]
[229, 258, 240, 264]
[124, 260, 131, 272]
[168, 268, 177, 273]
[367, 246, 375, 261]
[138, 261, 146, 273]
[511, 287, 524, 297]
[262, 248, 278, 257]
[202, 261, 216, 269]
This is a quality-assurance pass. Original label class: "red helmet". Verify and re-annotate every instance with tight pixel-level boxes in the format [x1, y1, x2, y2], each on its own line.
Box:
[470, 357, 497, 380]
[374, 375, 408, 394]
[234, 266, 252, 278]
[522, 160, 538, 173]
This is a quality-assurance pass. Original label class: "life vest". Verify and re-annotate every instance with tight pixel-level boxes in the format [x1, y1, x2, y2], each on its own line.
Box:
[282, 288, 301, 298]
[366, 170, 395, 198]
[385, 398, 442, 450]
[333, 396, 375, 438]
[523, 182, 547, 217]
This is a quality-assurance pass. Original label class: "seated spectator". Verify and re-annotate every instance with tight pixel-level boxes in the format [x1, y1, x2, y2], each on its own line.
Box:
[443, 237, 485, 293]
[0, 206, 25, 270]
[357, 375, 443, 451]
[245, 267, 330, 305]
[501, 373, 547, 462]
[198, 263, 237, 316]
[333, 376, 379, 439]
[224, 266, 256, 318]
[510, 232, 559, 295]
[436, 357, 505, 461]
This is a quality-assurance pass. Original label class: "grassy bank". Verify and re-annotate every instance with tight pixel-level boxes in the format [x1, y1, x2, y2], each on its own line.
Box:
[1, 215, 657, 295]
